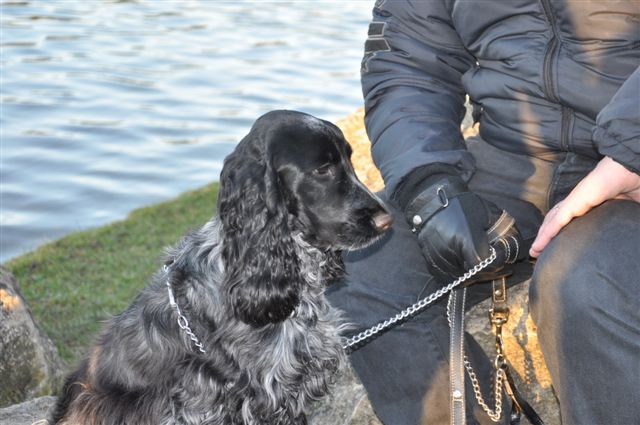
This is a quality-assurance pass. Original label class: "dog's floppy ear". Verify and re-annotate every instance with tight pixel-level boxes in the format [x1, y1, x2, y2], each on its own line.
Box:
[217, 133, 302, 326]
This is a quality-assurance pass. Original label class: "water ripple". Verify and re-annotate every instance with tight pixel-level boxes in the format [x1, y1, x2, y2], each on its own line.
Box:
[1, 0, 371, 261]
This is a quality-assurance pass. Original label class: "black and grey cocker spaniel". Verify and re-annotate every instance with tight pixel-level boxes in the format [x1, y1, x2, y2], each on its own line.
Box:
[51, 110, 392, 425]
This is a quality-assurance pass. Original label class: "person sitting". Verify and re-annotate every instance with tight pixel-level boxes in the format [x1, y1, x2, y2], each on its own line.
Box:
[327, 1, 640, 424]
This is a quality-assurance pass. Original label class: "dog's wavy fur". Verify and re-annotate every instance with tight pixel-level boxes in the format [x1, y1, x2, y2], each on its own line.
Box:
[51, 110, 390, 425]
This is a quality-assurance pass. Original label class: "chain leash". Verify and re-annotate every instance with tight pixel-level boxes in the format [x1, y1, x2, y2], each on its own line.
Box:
[164, 264, 207, 354]
[447, 292, 506, 422]
[342, 247, 497, 352]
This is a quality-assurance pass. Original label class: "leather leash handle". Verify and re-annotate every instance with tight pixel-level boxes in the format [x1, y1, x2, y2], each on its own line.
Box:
[449, 288, 467, 425]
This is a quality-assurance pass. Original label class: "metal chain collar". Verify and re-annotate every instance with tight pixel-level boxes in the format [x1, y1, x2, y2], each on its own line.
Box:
[342, 247, 497, 352]
[164, 265, 207, 354]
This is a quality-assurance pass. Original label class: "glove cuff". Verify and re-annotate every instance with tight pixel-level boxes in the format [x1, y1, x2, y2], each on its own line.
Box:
[487, 210, 520, 263]
[405, 175, 469, 233]
[392, 164, 462, 211]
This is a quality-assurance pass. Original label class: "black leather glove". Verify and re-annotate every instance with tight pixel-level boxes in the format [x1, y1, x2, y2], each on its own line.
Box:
[395, 167, 524, 285]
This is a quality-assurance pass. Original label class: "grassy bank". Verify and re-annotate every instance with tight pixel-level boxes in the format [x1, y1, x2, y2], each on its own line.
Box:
[6, 183, 219, 367]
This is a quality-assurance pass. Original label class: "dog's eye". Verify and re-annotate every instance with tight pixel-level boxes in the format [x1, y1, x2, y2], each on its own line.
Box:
[313, 163, 334, 176]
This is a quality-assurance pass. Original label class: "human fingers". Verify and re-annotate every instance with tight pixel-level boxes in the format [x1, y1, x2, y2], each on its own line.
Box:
[529, 173, 613, 257]
[529, 202, 564, 258]
[530, 157, 640, 257]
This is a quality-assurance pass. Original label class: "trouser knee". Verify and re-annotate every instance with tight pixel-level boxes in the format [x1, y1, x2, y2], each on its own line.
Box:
[528, 201, 640, 424]
[529, 200, 640, 328]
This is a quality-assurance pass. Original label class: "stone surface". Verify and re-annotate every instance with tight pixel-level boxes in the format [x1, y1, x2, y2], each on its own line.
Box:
[0, 395, 55, 425]
[0, 267, 64, 408]
[309, 362, 382, 425]
[467, 280, 561, 425]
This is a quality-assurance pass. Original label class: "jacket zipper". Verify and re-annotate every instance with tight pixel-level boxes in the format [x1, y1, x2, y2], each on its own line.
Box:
[543, 37, 559, 102]
[540, 0, 560, 102]
[560, 106, 571, 151]
[540, 0, 571, 151]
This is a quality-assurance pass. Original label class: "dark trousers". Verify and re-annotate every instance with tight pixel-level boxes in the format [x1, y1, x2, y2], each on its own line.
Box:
[326, 137, 640, 425]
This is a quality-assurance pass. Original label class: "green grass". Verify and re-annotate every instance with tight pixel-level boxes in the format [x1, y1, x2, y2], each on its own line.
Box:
[6, 183, 219, 368]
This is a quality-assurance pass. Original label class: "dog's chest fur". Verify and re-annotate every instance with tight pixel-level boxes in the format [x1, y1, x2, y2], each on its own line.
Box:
[170, 224, 346, 424]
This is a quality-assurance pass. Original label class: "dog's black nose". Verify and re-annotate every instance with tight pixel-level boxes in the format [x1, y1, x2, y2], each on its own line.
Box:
[373, 212, 393, 232]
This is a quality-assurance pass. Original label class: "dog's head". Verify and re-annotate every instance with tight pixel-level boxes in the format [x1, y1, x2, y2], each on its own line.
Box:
[217, 110, 391, 326]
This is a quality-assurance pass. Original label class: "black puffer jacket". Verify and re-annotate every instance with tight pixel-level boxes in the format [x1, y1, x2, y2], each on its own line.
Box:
[362, 0, 640, 198]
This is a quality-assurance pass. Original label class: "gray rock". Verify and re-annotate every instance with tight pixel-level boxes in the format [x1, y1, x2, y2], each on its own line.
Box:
[308, 363, 382, 425]
[0, 267, 64, 408]
[0, 395, 55, 425]
[467, 279, 561, 425]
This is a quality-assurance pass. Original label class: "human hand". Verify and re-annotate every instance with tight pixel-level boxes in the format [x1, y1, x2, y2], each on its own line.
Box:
[407, 175, 523, 284]
[530, 156, 640, 258]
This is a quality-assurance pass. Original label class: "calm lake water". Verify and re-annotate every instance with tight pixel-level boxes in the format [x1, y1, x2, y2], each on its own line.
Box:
[1, 0, 373, 262]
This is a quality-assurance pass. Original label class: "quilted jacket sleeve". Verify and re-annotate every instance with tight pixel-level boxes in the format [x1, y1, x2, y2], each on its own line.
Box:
[592, 65, 640, 174]
[361, 0, 476, 195]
